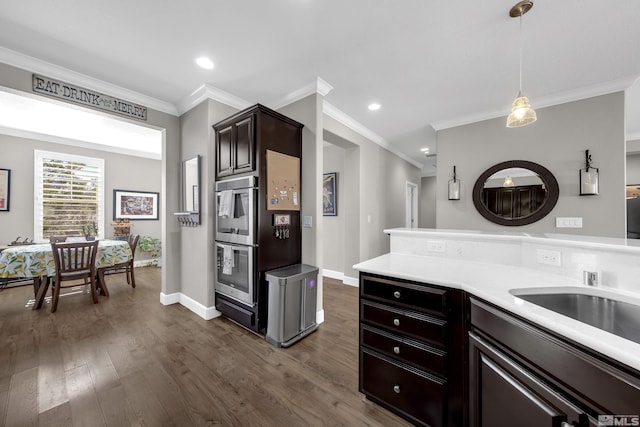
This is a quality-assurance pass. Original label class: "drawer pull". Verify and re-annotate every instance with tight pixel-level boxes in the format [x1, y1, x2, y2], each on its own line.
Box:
[393, 346, 400, 354]
[393, 318, 400, 326]
[393, 290, 401, 299]
[393, 385, 401, 394]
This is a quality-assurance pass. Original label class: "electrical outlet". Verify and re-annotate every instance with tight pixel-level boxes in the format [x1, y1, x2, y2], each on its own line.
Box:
[427, 240, 446, 253]
[537, 249, 562, 266]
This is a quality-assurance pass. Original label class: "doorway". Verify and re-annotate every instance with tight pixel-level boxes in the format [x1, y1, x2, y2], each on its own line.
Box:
[406, 181, 418, 228]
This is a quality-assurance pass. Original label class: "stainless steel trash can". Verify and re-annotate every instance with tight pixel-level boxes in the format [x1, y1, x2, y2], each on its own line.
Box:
[265, 264, 319, 348]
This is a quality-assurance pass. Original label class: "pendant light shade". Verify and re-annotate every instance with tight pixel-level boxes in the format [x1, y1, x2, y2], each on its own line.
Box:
[506, 93, 537, 127]
[506, 1, 537, 128]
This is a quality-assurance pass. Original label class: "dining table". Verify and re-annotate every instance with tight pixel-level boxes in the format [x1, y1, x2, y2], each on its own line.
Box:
[0, 239, 132, 310]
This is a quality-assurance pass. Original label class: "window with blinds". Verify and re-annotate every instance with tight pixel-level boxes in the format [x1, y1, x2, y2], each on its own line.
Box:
[34, 150, 104, 241]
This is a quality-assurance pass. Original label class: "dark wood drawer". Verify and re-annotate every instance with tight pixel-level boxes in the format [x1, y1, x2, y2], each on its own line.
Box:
[361, 300, 447, 347]
[360, 348, 445, 427]
[470, 297, 640, 416]
[361, 324, 447, 377]
[361, 274, 447, 316]
[216, 293, 255, 329]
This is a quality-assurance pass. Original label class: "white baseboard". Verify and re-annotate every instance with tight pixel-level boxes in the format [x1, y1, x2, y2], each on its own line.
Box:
[160, 292, 221, 320]
[134, 259, 159, 268]
[343, 275, 359, 287]
[316, 309, 325, 325]
[322, 269, 359, 287]
[322, 269, 344, 281]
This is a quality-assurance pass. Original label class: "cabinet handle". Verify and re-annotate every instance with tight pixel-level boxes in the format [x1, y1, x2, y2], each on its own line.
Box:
[393, 318, 400, 326]
[393, 385, 401, 394]
[393, 346, 400, 354]
[393, 290, 401, 299]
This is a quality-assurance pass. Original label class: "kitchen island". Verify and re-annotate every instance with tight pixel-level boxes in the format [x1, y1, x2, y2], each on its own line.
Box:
[354, 228, 640, 427]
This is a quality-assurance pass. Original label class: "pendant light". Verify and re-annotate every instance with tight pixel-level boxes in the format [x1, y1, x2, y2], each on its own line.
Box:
[506, 1, 537, 128]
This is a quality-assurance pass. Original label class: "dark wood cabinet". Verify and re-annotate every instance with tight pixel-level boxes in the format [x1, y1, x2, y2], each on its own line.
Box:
[482, 185, 545, 219]
[469, 298, 640, 427]
[358, 273, 467, 427]
[214, 114, 254, 179]
[469, 332, 587, 427]
[213, 104, 303, 334]
[358, 273, 640, 427]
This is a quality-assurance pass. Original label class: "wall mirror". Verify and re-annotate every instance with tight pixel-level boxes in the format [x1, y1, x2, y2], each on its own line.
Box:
[183, 155, 200, 213]
[472, 160, 559, 226]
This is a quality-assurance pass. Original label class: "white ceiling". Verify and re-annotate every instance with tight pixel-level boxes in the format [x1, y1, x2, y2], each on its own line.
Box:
[1, 1, 639, 173]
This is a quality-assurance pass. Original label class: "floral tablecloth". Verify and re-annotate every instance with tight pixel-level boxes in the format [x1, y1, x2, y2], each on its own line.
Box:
[0, 240, 132, 278]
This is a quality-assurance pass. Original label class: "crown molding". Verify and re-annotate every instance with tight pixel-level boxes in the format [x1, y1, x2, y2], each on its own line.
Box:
[323, 101, 423, 169]
[432, 75, 638, 131]
[177, 83, 252, 115]
[270, 77, 334, 110]
[0, 46, 178, 116]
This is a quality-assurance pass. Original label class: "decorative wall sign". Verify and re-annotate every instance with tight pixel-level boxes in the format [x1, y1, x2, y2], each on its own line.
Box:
[323, 172, 337, 216]
[113, 189, 159, 220]
[0, 168, 10, 212]
[32, 74, 147, 121]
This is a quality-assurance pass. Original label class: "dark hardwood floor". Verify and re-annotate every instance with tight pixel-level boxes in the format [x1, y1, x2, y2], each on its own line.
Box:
[0, 268, 411, 426]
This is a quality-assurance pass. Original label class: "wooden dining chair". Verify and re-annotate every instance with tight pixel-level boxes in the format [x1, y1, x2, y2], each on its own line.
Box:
[50, 240, 99, 313]
[97, 234, 139, 288]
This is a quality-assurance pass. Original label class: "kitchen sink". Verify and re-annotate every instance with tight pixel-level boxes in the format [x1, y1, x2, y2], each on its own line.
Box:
[509, 287, 640, 345]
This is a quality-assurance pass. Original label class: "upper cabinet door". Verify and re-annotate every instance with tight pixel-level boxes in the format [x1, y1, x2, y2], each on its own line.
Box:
[216, 125, 234, 178]
[234, 116, 254, 174]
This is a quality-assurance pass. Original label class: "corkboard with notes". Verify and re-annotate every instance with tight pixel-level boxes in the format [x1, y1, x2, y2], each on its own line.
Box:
[266, 149, 300, 211]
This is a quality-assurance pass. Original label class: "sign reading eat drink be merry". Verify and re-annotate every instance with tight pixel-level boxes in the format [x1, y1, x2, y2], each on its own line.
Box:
[32, 74, 147, 121]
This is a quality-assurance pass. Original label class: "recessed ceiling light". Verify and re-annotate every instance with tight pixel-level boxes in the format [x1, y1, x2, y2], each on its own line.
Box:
[195, 57, 214, 70]
[420, 147, 430, 152]
[368, 103, 381, 111]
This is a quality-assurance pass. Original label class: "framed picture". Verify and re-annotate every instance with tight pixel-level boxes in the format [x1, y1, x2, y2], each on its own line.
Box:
[113, 189, 159, 220]
[0, 169, 10, 212]
[627, 184, 640, 199]
[323, 172, 338, 216]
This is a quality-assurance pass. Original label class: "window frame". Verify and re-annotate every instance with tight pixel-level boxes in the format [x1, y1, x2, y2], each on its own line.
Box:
[34, 149, 105, 242]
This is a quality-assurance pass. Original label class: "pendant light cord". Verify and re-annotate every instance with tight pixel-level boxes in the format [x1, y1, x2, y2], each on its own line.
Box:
[518, 13, 523, 95]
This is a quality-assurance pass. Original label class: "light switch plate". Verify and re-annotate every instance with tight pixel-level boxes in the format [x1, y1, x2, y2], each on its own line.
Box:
[556, 217, 583, 228]
[303, 216, 313, 228]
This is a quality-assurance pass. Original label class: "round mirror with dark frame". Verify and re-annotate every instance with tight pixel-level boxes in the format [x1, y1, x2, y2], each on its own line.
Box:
[472, 160, 559, 226]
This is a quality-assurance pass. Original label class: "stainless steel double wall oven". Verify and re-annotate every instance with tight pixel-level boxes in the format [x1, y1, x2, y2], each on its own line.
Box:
[214, 176, 258, 306]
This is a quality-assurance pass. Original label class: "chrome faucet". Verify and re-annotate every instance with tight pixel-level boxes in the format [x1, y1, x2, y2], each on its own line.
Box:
[583, 271, 598, 287]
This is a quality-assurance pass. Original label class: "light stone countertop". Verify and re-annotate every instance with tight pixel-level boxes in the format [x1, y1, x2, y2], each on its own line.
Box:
[354, 252, 640, 372]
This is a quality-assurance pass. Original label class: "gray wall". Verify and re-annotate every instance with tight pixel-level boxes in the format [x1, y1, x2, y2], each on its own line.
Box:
[178, 99, 238, 308]
[0, 133, 161, 244]
[436, 92, 626, 237]
[322, 144, 346, 273]
[420, 176, 437, 228]
[0, 61, 181, 297]
[323, 115, 422, 279]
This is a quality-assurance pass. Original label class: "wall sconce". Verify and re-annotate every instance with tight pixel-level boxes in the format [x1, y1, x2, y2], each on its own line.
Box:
[448, 166, 460, 200]
[503, 176, 515, 188]
[580, 149, 599, 196]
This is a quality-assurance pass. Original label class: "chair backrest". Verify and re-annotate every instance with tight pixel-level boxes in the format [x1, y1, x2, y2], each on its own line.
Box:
[128, 234, 140, 259]
[51, 240, 99, 277]
[49, 236, 68, 243]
